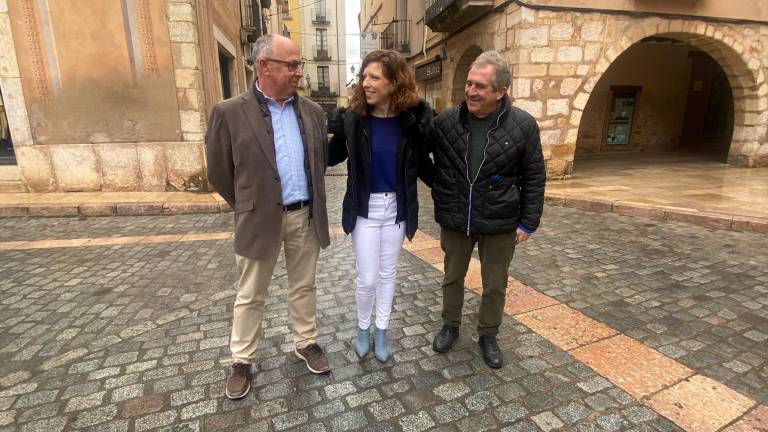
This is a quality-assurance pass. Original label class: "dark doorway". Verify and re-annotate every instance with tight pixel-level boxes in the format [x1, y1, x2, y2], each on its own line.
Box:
[0, 89, 15, 165]
[679, 52, 734, 161]
[218, 49, 233, 100]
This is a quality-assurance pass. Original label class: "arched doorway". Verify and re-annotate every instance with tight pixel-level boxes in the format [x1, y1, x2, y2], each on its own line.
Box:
[575, 36, 734, 167]
[451, 46, 483, 106]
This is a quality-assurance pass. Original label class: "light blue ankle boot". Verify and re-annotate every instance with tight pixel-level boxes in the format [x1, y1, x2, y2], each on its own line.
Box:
[373, 327, 390, 362]
[355, 327, 370, 358]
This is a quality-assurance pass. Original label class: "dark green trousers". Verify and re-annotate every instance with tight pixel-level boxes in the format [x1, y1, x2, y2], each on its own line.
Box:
[440, 227, 517, 336]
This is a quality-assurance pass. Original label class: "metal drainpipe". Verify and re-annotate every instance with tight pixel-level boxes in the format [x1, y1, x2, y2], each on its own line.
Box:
[336, 0, 342, 101]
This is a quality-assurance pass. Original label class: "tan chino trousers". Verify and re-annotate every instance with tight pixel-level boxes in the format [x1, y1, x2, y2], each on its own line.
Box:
[230, 206, 320, 364]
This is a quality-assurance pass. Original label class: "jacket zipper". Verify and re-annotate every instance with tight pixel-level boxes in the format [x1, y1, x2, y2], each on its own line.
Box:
[400, 135, 407, 230]
[463, 106, 509, 235]
[355, 121, 366, 206]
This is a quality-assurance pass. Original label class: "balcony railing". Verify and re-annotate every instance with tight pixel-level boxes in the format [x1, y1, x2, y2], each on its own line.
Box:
[313, 45, 331, 61]
[310, 82, 337, 97]
[312, 8, 330, 24]
[425, 0, 493, 33]
[240, 0, 263, 42]
[381, 20, 410, 54]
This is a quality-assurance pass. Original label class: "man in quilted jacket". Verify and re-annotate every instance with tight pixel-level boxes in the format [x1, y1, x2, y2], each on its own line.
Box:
[429, 50, 546, 368]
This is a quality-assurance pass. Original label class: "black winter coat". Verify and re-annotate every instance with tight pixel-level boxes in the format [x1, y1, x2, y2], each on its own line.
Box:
[328, 100, 434, 240]
[430, 95, 546, 235]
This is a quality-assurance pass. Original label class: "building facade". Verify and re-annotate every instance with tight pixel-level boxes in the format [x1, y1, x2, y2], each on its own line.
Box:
[265, 0, 346, 109]
[362, 0, 768, 178]
[300, 0, 346, 111]
[0, 0, 268, 192]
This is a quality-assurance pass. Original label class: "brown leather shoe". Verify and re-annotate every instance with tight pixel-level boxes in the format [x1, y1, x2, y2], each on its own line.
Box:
[225, 362, 252, 400]
[294, 343, 330, 374]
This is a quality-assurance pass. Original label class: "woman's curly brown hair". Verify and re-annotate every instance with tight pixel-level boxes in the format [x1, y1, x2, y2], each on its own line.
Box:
[348, 50, 420, 116]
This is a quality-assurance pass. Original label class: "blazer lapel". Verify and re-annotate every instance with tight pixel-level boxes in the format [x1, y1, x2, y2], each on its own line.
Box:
[240, 91, 279, 173]
[296, 97, 315, 180]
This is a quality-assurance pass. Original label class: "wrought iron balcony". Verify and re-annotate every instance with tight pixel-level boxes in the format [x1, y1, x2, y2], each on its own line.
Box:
[310, 82, 337, 97]
[425, 0, 493, 33]
[313, 45, 331, 61]
[240, 0, 264, 43]
[381, 20, 410, 54]
[312, 8, 330, 24]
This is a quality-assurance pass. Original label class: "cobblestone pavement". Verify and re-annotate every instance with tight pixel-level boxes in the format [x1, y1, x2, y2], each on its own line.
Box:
[0, 176, 763, 431]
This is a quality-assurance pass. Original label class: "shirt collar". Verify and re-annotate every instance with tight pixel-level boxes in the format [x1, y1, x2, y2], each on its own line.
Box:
[254, 81, 294, 105]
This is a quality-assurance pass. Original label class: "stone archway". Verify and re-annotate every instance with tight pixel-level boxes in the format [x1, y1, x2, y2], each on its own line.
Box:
[575, 37, 736, 163]
[569, 22, 767, 170]
[451, 46, 484, 106]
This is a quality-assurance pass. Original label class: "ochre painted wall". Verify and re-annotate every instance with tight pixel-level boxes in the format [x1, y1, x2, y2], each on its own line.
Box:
[8, 0, 181, 145]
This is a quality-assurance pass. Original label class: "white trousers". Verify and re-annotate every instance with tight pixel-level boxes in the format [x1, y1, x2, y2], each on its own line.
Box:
[351, 192, 406, 330]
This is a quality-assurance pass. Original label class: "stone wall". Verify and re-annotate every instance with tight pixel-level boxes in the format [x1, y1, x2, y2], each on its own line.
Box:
[427, 3, 768, 177]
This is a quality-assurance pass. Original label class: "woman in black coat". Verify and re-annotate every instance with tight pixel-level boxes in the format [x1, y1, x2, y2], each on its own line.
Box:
[328, 50, 433, 362]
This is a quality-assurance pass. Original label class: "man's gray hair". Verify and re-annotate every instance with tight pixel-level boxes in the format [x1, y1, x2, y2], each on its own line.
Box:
[471, 50, 511, 90]
[251, 34, 276, 61]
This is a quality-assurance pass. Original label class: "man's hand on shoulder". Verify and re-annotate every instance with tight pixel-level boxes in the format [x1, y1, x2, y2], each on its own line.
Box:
[327, 107, 346, 135]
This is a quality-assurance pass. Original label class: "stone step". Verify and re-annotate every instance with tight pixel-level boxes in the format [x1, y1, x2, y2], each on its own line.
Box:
[0, 181, 28, 193]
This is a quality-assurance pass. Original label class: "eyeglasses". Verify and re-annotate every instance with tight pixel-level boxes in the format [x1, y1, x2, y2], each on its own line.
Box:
[263, 58, 306, 72]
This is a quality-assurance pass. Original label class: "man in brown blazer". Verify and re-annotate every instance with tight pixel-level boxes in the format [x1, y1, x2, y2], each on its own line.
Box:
[205, 34, 332, 400]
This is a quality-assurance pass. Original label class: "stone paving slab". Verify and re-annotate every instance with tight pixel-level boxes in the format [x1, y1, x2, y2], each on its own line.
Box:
[646, 375, 756, 432]
[723, 405, 768, 431]
[515, 304, 619, 351]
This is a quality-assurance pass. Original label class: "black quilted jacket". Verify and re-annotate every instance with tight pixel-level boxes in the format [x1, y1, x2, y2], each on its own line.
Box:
[430, 95, 546, 234]
[327, 100, 434, 240]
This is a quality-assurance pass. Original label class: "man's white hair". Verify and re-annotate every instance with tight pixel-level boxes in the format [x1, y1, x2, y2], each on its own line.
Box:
[251, 34, 276, 61]
[471, 50, 511, 90]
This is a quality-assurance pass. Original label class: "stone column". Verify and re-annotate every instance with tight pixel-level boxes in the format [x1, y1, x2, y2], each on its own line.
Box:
[0, 0, 55, 191]
[165, 0, 208, 191]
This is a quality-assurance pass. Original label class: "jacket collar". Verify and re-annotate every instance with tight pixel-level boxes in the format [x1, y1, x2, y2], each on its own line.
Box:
[248, 81, 302, 111]
[239, 82, 309, 174]
[348, 100, 431, 131]
[459, 94, 511, 126]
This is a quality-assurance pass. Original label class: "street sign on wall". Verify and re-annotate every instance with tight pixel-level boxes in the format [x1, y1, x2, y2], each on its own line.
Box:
[360, 32, 380, 59]
[415, 58, 442, 82]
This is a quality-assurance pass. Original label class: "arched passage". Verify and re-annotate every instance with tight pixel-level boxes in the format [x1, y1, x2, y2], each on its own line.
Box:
[571, 25, 767, 172]
[451, 46, 483, 106]
[576, 37, 734, 164]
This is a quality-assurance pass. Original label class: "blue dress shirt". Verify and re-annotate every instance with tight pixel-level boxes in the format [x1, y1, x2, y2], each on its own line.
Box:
[256, 83, 309, 205]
